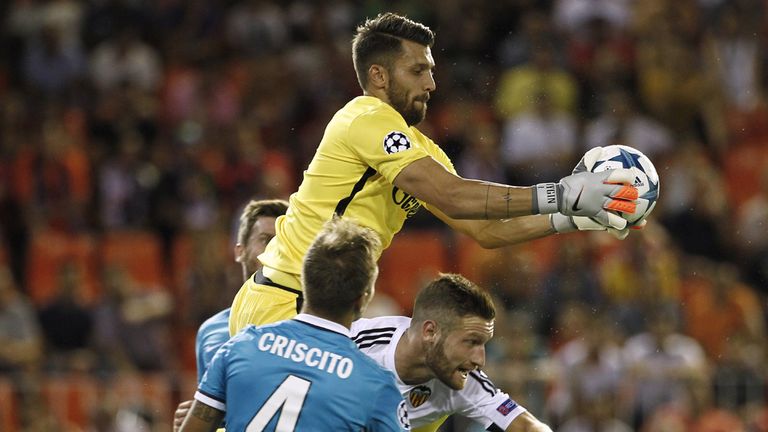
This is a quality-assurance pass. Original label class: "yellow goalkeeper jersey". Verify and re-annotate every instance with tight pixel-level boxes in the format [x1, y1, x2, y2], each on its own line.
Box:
[259, 95, 455, 286]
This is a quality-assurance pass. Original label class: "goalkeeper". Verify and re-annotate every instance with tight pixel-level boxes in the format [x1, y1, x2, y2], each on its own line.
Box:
[229, 12, 640, 335]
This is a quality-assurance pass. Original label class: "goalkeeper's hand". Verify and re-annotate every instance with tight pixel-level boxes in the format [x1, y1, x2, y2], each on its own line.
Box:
[534, 169, 638, 230]
[550, 213, 648, 239]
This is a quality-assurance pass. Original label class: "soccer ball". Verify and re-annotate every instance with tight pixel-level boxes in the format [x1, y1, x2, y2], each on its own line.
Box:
[583, 145, 660, 226]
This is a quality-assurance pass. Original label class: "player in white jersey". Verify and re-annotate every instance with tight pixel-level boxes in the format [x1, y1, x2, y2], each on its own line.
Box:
[351, 274, 553, 432]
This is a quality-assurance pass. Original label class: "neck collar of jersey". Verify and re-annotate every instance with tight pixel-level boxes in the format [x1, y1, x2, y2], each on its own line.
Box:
[356, 95, 403, 118]
[294, 313, 351, 337]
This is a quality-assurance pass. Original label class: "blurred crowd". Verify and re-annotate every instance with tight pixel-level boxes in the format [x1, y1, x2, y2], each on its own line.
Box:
[0, 0, 767, 430]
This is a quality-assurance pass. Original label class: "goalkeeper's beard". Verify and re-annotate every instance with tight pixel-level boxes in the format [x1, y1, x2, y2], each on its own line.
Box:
[388, 81, 427, 126]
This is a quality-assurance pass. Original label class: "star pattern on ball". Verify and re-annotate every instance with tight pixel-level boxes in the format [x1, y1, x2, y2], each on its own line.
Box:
[594, 147, 659, 200]
[594, 147, 643, 171]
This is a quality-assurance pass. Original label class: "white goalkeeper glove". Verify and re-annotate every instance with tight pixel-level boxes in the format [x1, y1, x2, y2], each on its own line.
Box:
[550, 213, 647, 239]
[546, 146, 645, 237]
[533, 169, 638, 230]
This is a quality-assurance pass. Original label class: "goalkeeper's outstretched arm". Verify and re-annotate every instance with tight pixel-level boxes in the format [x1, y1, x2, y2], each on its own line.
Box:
[393, 155, 637, 231]
[429, 208, 554, 249]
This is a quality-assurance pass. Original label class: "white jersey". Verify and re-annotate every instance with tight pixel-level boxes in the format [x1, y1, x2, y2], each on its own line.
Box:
[351, 316, 526, 430]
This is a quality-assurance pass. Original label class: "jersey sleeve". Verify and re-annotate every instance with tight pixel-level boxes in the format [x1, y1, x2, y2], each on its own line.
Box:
[367, 375, 411, 431]
[419, 132, 456, 176]
[195, 310, 231, 383]
[195, 340, 230, 412]
[346, 109, 431, 185]
[413, 132, 457, 214]
[194, 330, 206, 384]
[455, 371, 526, 430]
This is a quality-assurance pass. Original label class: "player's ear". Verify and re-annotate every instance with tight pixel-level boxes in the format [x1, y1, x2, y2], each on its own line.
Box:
[422, 320, 439, 342]
[233, 244, 243, 263]
[368, 64, 388, 90]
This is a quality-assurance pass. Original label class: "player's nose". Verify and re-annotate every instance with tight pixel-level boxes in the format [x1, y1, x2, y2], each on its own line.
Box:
[470, 346, 486, 369]
[424, 72, 436, 92]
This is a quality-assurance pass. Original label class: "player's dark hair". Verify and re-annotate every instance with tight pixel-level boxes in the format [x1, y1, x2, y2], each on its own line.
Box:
[352, 12, 435, 90]
[236, 199, 289, 246]
[412, 273, 496, 329]
[303, 218, 381, 318]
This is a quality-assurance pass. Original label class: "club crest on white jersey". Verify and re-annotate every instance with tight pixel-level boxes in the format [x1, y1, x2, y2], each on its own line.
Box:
[408, 385, 432, 408]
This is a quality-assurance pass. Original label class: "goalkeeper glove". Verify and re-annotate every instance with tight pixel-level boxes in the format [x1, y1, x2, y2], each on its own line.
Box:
[550, 213, 648, 239]
[533, 169, 638, 230]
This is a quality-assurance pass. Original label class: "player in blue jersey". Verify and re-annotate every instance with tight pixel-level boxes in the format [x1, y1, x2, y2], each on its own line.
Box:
[194, 199, 289, 382]
[174, 199, 288, 431]
[178, 218, 410, 432]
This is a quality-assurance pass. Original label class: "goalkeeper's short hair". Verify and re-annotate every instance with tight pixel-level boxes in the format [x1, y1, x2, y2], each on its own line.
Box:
[352, 12, 434, 90]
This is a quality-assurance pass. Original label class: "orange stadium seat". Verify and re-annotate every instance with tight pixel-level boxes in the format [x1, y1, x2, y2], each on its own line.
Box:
[0, 377, 19, 431]
[376, 230, 448, 313]
[452, 232, 561, 285]
[40, 374, 99, 428]
[25, 229, 99, 305]
[724, 139, 768, 210]
[523, 235, 560, 274]
[100, 230, 166, 289]
[450, 233, 501, 283]
[34, 374, 173, 429]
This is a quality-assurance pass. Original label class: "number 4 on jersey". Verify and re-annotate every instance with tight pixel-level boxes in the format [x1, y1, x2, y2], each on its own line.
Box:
[248, 375, 312, 432]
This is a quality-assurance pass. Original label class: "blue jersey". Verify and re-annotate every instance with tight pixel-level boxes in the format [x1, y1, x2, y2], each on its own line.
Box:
[195, 308, 231, 383]
[196, 314, 410, 431]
